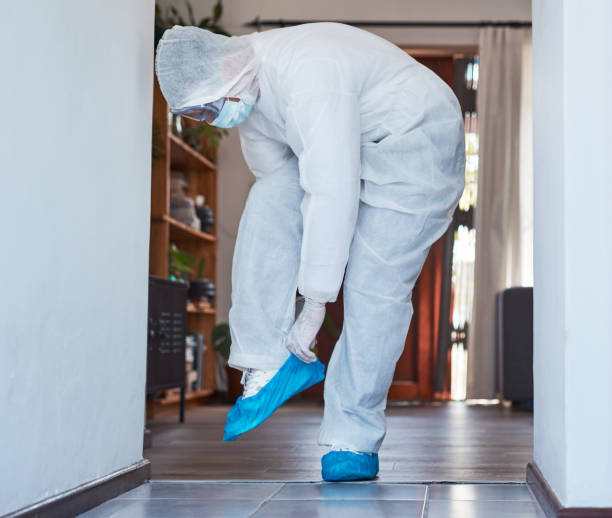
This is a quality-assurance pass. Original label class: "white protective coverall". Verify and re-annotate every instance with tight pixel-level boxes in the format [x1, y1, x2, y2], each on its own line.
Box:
[158, 23, 465, 453]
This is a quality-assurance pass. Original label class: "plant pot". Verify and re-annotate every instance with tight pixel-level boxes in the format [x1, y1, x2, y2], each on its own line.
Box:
[188, 278, 215, 303]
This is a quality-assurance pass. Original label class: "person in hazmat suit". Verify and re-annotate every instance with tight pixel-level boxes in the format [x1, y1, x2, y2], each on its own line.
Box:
[155, 22, 465, 481]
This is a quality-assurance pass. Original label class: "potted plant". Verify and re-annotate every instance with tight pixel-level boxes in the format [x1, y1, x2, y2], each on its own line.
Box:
[168, 243, 196, 283]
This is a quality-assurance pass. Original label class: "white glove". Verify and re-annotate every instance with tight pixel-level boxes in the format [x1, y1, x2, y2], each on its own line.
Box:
[285, 297, 326, 363]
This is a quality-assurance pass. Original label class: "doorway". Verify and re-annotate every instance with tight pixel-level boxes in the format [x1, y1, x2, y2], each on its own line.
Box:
[143, 42, 531, 491]
[309, 51, 478, 402]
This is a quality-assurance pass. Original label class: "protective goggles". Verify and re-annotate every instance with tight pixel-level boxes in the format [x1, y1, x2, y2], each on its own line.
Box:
[171, 98, 226, 122]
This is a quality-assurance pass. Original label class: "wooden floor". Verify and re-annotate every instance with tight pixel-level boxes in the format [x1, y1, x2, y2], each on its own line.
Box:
[145, 401, 533, 482]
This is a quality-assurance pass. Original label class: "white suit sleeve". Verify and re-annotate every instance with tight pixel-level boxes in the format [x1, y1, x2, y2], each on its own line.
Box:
[285, 61, 361, 303]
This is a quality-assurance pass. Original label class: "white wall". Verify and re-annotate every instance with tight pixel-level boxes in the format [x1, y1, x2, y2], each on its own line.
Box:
[533, 0, 612, 508]
[532, 0, 567, 502]
[157, 0, 532, 324]
[216, 130, 253, 326]
[0, 1, 154, 515]
[157, 0, 531, 41]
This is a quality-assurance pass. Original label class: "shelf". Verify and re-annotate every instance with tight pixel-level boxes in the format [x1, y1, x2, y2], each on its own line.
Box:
[149, 80, 219, 405]
[158, 388, 214, 406]
[157, 215, 217, 243]
[187, 306, 216, 315]
[169, 133, 217, 171]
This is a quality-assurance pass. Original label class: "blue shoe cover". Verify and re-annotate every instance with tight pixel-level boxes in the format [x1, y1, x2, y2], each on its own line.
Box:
[223, 354, 325, 441]
[321, 451, 379, 481]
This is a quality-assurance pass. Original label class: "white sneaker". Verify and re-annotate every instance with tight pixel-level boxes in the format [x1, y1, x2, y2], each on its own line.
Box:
[331, 446, 367, 455]
[240, 368, 278, 398]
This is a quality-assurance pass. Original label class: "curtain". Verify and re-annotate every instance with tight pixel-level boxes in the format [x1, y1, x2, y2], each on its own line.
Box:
[467, 27, 533, 399]
[519, 31, 534, 287]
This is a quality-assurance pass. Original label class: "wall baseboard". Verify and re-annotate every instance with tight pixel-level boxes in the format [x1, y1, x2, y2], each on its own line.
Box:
[527, 462, 612, 517]
[3, 458, 151, 518]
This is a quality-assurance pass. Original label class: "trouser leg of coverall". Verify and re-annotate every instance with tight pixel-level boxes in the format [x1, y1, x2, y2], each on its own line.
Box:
[318, 201, 455, 453]
[228, 167, 303, 371]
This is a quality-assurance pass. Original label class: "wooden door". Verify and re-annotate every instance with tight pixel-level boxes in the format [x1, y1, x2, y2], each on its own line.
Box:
[305, 55, 456, 400]
[389, 55, 455, 400]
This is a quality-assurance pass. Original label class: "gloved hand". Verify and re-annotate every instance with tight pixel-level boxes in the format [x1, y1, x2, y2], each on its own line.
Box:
[285, 297, 326, 363]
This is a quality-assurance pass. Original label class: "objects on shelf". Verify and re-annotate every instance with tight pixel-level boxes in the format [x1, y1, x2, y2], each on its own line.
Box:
[168, 243, 196, 283]
[170, 106, 226, 155]
[195, 195, 215, 234]
[188, 277, 216, 310]
[183, 122, 227, 154]
[185, 333, 206, 393]
[170, 112, 183, 137]
[171, 197, 200, 230]
[170, 171, 201, 230]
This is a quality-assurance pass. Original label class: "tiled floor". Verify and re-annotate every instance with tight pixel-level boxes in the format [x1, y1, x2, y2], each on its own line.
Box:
[78, 480, 546, 517]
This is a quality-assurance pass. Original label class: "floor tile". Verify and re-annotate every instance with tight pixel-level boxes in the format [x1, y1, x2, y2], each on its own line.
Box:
[78, 498, 262, 517]
[77, 499, 132, 517]
[428, 483, 533, 501]
[272, 482, 426, 501]
[253, 499, 424, 517]
[426, 500, 546, 518]
[117, 480, 282, 500]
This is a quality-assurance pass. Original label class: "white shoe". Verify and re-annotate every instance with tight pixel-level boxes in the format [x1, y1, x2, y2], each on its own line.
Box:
[330, 446, 367, 454]
[240, 368, 279, 398]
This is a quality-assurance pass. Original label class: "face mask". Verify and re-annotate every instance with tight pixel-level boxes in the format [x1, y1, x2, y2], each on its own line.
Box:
[209, 99, 253, 128]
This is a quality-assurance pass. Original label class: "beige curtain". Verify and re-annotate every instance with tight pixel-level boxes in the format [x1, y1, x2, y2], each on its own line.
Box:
[467, 27, 533, 399]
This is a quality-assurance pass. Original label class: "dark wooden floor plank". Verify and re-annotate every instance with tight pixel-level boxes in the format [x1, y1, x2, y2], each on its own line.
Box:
[145, 401, 533, 482]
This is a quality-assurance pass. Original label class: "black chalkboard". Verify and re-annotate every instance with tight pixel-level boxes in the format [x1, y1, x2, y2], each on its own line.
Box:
[146, 276, 188, 396]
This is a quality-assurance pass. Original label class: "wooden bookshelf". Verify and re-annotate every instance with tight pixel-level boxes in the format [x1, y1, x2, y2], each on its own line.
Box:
[149, 77, 218, 408]
[169, 133, 217, 171]
[187, 306, 217, 315]
[167, 215, 216, 242]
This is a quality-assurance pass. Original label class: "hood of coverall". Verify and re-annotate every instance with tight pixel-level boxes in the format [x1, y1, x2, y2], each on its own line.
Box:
[155, 25, 260, 110]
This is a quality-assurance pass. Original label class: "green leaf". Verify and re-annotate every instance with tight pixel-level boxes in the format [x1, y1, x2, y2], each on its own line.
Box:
[197, 257, 206, 278]
[171, 249, 196, 265]
[212, 323, 232, 359]
[323, 314, 341, 338]
[168, 244, 197, 275]
[213, 0, 223, 22]
[172, 263, 194, 273]
[185, 0, 195, 25]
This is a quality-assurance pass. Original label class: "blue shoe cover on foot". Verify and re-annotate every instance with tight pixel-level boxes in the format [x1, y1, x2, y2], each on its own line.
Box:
[321, 451, 379, 481]
[223, 354, 325, 441]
